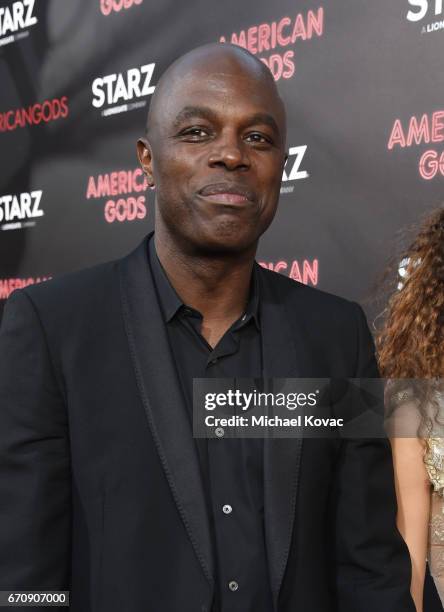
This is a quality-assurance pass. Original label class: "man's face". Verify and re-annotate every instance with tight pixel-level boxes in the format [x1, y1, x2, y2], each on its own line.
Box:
[138, 62, 287, 254]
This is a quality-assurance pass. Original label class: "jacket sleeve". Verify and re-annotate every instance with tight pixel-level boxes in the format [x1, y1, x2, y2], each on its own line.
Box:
[0, 289, 71, 604]
[333, 303, 415, 611]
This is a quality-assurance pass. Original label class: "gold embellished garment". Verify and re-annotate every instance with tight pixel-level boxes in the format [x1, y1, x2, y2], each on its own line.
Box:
[424, 436, 444, 606]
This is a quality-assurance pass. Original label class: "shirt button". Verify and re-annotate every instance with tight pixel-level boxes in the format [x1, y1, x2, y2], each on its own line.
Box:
[228, 580, 239, 592]
[222, 504, 232, 514]
[210, 358, 218, 364]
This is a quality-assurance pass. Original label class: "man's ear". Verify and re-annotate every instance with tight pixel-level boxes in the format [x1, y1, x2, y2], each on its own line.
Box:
[136, 138, 154, 186]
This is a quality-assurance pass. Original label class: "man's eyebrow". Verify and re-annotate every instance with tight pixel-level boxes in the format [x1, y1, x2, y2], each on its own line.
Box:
[172, 106, 218, 130]
[247, 112, 280, 136]
[172, 106, 281, 136]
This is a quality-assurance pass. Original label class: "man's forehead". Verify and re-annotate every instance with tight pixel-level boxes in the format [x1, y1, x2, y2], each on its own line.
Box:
[146, 44, 286, 139]
[171, 47, 270, 82]
[164, 70, 283, 122]
[176, 65, 275, 97]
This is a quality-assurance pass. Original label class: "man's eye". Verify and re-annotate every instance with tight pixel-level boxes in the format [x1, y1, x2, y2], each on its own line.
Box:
[181, 127, 208, 138]
[246, 133, 272, 144]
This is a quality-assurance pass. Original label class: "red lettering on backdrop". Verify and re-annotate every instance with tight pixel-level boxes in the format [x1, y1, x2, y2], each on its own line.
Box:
[407, 115, 430, 146]
[432, 111, 444, 141]
[86, 169, 147, 198]
[419, 150, 444, 180]
[219, 7, 324, 81]
[0, 97, 69, 132]
[387, 109, 444, 180]
[100, 0, 143, 16]
[86, 168, 149, 223]
[388, 111, 444, 150]
[259, 260, 319, 286]
[0, 277, 51, 300]
[104, 196, 146, 223]
[387, 120, 406, 149]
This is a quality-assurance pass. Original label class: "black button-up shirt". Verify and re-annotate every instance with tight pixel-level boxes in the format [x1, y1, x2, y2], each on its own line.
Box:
[148, 235, 273, 612]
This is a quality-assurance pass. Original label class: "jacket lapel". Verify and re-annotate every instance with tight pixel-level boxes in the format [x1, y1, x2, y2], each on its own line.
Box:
[257, 265, 307, 610]
[118, 233, 215, 590]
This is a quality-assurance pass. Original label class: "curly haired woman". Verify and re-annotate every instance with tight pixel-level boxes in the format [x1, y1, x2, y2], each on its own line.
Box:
[378, 207, 444, 611]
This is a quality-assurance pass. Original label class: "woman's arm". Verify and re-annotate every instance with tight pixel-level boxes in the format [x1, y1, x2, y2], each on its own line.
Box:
[390, 435, 431, 612]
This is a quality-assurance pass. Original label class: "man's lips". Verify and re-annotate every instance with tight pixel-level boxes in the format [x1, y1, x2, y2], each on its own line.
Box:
[202, 193, 249, 204]
[197, 183, 256, 205]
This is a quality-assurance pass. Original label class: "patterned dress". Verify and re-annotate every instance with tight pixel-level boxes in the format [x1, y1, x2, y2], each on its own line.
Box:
[424, 437, 444, 606]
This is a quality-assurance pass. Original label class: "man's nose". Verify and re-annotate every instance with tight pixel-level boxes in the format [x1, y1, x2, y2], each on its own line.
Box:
[207, 133, 250, 171]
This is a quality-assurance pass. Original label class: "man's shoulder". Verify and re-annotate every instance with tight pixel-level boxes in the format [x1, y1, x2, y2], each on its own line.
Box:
[258, 264, 359, 317]
[44, 259, 117, 291]
[9, 259, 120, 318]
[16, 236, 150, 315]
[259, 267, 373, 375]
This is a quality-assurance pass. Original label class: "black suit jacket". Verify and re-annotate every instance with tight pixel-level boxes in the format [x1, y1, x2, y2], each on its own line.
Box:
[0, 233, 414, 612]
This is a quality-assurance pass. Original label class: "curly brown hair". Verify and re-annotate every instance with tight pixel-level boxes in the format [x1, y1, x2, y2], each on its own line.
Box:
[377, 207, 444, 437]
[377, 207, 444, 379]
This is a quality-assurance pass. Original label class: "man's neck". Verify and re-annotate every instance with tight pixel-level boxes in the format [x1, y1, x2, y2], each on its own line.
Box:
[153, 231, 257, 347]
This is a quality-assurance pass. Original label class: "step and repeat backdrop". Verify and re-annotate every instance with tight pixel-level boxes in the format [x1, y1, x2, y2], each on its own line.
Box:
[0, 0, 443, 324]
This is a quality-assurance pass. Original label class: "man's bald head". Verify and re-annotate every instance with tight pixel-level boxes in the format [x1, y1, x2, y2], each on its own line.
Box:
[145, 43, 286, 142]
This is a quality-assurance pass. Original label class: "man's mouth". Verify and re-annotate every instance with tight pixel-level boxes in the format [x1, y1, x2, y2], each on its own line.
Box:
[203, 193, 249, 204]
[198, 183, 256, 205]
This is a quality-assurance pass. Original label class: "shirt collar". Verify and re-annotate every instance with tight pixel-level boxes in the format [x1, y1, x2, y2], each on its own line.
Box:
[148, 234, 260, 330]
[148, 234, 183, 322]
[242, 264, 260, 330]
